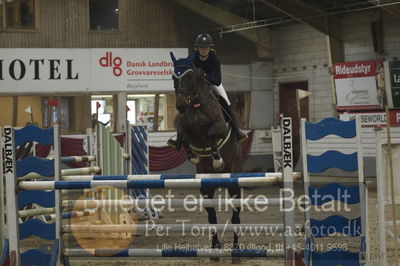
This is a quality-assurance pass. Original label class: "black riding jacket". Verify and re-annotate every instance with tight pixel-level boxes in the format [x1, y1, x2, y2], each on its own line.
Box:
[193, 50, 221, 86]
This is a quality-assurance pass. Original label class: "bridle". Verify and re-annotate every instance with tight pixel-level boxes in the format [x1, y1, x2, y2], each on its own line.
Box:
[174, 66, 216, 109]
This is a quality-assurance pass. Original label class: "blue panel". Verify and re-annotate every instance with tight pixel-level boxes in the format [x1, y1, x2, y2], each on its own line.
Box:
[231, 249, 268, 257]
[309, 183, 360, 205]
[0, 239, 9, 266]
[15, 125, 54, 146]
[21, 249, 52, 266]
[305, 118, 356, 141]
[310, 215, 361, 237]
[18, 190, 55, 208]
[311, 249, 360, 266]
[127, 180, 165, 189]
[162, 249, 197, 257]
[307, 151, 358, 173]
[49, 239, 60, 266]
[19, 219, 55, 240]
[16, 157, 54, 177]
[94, 249, 129, 257]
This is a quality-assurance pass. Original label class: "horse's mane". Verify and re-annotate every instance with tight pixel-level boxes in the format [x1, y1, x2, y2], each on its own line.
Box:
[187, 66, 209, 94]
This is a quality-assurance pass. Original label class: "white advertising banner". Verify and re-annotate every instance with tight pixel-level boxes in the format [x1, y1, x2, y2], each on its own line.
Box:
[339, 110, 400, 127]
[333, 60, 385, 111]
[0, 48, 188, 94]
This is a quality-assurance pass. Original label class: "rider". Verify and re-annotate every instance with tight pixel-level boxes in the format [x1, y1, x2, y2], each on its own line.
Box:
[168, 33, 248, 149]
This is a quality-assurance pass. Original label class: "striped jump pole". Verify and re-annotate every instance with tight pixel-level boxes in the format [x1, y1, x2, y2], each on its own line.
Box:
[65, 248, 285, 258]
[62, 172, 302, 181]
[62, 198, 281, 209]
[61, 156, 96, 164]
[63, 223, 285, 234]
[45, 210, 96, 221]
[19, 207, 55, 218]
[19, 176, 286, 190]
[60, 167, 101, 176]
[18, 208, 95, 219]
[18, 167, 101, 181]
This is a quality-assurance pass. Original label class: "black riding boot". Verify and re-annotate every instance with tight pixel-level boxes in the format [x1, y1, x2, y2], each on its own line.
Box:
[225, 105, 248, 144]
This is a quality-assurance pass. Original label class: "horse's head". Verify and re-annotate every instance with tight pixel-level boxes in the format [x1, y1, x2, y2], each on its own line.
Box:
[170, 52, 208, 113]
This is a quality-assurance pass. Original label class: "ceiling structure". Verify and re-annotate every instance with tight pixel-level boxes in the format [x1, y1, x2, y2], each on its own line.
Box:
[173, 0, 400, 61]
[198, 0, 400, 38]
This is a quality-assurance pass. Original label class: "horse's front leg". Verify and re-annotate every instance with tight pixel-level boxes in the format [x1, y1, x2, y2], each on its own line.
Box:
[208, 123, 225, 170]
[200, 187, 221, 250]
[229, 187, 241, 250]
[183, 142, 200, 165]
[211, 145, 224, 170]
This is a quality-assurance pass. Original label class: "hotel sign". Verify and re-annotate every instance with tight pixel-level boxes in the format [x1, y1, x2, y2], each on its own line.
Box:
[0, 48, 187, 94]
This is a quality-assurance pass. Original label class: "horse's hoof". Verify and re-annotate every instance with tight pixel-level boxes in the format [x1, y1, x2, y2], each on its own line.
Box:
[212, 158, 224, 170]
[189, 156, 200, 165]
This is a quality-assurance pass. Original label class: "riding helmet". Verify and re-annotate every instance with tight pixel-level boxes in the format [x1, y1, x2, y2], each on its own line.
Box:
[194, 33, 214, 47]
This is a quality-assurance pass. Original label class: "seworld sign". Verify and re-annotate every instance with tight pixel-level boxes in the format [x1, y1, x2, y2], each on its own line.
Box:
[339, 110, 400, 127]
[0, 48, 187, 94]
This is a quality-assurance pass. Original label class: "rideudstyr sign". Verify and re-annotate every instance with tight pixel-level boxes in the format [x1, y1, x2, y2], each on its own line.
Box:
[333, 60, 385, 111]
[0, 48, 187, 94]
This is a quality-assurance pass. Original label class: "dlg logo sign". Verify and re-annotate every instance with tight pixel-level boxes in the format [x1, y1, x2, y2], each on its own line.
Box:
[99, 52, 123, 77]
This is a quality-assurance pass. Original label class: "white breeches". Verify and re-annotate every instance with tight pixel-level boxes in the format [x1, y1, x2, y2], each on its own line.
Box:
[213, 84, 231, 106]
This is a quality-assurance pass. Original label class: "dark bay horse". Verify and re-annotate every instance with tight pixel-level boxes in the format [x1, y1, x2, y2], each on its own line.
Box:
[170, 52, 243, 249]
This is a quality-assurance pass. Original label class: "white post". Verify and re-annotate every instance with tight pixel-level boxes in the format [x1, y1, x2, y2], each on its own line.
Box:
[3, 127, 20, 264]
[300, 118, 310, 238]
[53, 125, 62, 265]
[127, 126, 133, 175]
[0, 127, 4, 251]
[86, 128, 95, 167]
[355, 117, 369, 263]
[375, 127, 388, 265]
[300, 118, 312, 265]
[281, 117, 295, 265]
[271, 126, 282, 172]
[116, 92, 127, 133]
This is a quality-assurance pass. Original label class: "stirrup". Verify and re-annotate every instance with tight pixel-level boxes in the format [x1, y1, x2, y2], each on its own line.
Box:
[237, 131, 248, 144]
[167, 138, 178, 150]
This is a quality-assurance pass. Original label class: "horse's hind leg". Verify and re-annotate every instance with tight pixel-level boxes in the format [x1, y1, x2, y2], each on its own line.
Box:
[200, 187, 221, 249]
[229, 186, 241, 250]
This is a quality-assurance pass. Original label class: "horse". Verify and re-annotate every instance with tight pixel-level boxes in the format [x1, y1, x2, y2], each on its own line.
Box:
[170, 52, 243, 250]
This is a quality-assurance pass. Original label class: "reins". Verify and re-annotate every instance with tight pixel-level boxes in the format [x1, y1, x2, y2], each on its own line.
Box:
[175, 67, 218, 109]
